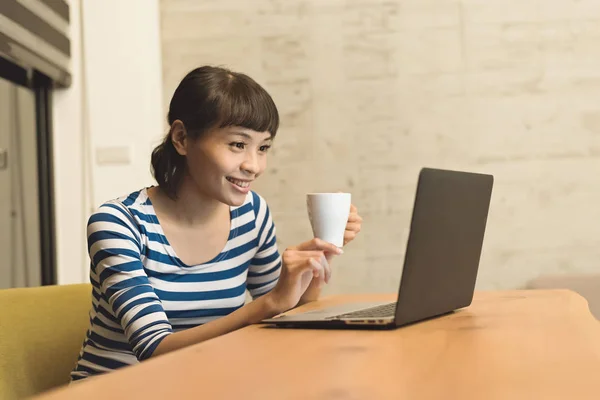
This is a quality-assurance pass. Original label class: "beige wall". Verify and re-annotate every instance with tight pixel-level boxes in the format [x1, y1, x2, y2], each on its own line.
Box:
[53, 0, 164, 284]
[160, 0, 600, 294]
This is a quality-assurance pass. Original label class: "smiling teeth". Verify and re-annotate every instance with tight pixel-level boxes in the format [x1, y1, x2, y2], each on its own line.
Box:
[227, 178, 249, 188]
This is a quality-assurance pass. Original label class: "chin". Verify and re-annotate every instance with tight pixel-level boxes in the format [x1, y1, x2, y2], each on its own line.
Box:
[230, 197, 247, 207]
[222, 192, 248, 207]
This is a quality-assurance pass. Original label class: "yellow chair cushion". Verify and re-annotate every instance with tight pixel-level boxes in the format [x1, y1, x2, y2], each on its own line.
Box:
[0, 283, 92, 399]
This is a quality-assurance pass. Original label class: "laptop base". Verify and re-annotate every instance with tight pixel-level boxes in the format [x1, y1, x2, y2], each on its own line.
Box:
[260, 320, 397, 330]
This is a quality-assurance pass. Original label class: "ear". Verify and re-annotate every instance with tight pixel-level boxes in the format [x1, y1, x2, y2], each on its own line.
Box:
[170, 120, 188, 156]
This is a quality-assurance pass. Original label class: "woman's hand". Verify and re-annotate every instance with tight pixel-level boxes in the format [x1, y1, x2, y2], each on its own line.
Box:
[343, 204, 362, 246]
[267, 238, 342, 314]
[298, 203, 363, 304]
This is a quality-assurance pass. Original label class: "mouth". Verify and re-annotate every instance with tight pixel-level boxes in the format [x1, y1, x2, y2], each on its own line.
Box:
[226, 177, 252, 189]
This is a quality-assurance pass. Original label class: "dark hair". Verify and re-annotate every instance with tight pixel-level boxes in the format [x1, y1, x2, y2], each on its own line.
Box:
[151, 65, 280, 199]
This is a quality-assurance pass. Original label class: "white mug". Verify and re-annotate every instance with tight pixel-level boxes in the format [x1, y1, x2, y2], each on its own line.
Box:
[306, 193, 351, 248]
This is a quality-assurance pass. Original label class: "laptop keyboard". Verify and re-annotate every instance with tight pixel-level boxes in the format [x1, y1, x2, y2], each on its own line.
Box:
[333, 302, 397, 319]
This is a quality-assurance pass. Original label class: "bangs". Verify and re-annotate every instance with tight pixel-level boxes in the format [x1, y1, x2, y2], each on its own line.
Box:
[215, 76, 280, 137]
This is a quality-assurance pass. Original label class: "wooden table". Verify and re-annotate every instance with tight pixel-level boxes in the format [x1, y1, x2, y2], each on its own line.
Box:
[36, 290, 600, 399]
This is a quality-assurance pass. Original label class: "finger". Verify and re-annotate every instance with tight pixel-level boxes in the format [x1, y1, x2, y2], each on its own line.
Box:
[311, 257, 327, 287]
[347, 213, 363, 223]
[345, 223, 361, 232]
[297, 238, 343, 255]
[313, 238, 344, 254]
[287, 253, 323, 274]
[297, 250, 326, 258]
[284, 250, 324, 263]
[320, 253, 331, 284]
[344, 231, 357, 244]
[324, 251, 335, 263]
[344, 230, 357, 239]
[308, 258, 324, 279]
[350, 204, 357, 213]
[293, 257, 319, 278]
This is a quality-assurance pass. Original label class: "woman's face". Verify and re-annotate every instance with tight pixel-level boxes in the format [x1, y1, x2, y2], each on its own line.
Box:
[177, 124, 273, 206]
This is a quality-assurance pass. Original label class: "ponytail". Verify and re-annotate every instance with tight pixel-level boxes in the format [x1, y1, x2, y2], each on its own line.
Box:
[150, 129, 184, 200]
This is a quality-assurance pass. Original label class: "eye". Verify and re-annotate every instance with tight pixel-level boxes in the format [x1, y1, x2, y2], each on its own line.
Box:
[230, 142, 246, 150]
[259, 145, 271, 152]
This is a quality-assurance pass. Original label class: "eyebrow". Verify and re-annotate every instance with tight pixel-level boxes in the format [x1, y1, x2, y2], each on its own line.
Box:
[229, 131, 273, 141]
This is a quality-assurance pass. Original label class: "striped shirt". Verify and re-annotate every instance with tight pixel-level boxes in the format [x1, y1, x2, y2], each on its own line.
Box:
[71, 188, 281, 381]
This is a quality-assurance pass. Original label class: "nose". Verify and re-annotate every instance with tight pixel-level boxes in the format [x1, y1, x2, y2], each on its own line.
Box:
[241, 151, 260, 176]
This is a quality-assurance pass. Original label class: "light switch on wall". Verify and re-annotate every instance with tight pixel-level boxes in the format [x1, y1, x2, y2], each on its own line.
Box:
[95, 146, 131, 166]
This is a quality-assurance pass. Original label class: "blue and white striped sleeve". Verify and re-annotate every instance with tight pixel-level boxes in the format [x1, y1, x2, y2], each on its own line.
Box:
[87, 202, 172, 360]
[247, 193, 282, 299]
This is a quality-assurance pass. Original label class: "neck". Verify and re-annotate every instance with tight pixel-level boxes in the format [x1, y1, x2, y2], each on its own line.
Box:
[154, 174, 228, 226]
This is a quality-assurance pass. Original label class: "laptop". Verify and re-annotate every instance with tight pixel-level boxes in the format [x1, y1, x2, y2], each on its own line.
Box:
[260, 167, 494, 329]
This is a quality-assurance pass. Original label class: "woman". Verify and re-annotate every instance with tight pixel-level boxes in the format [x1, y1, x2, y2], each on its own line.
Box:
[71, 65, 362, 381]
